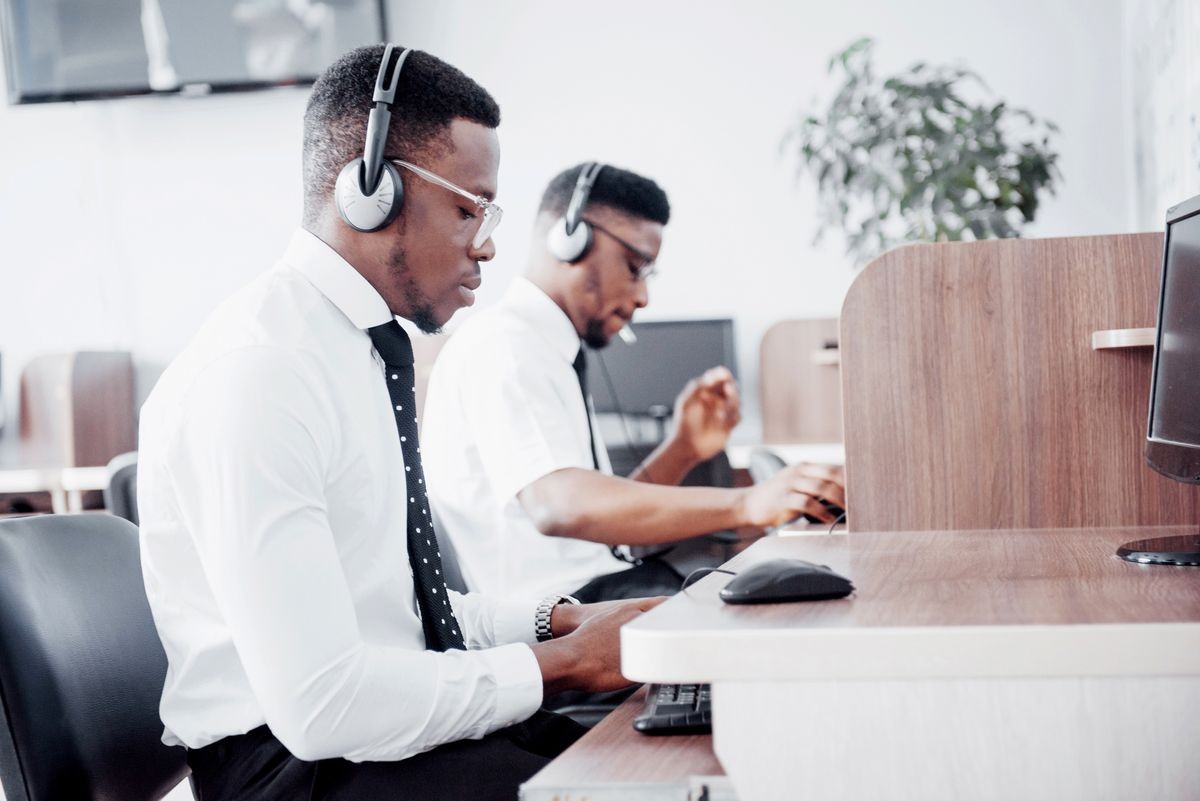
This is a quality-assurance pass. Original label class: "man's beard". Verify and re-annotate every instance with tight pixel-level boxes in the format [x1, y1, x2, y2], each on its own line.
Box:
[388, 241, 441, 335]
[583, 319, 611, 349]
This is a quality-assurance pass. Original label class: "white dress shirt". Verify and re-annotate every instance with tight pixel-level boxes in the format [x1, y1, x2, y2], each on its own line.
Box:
[422, 277, 629, 599]
[138, 230, 543, 763]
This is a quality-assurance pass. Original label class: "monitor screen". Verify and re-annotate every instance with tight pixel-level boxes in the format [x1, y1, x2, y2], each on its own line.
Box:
[1148, 208, 1200, 448]
[1145, 195, 1200, 486]
[2, 0, 384, 104]
[589, 319, 738, 417]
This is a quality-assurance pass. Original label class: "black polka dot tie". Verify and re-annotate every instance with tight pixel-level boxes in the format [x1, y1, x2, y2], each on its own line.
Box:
[367, 320, 465, 652]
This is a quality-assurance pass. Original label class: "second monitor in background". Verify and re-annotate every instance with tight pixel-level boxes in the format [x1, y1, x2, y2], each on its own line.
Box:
[591, 318, 737, 481]
[590, 318, 738, 422]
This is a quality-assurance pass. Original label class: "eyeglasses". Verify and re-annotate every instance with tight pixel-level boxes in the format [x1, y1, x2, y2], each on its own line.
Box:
[391, 160, 503, 248]
[587, 219, 657, 281]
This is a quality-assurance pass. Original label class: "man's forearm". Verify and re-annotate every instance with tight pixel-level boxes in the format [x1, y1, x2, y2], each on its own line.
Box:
[520, 468, 746, 546]
[626, 434, 700, 486]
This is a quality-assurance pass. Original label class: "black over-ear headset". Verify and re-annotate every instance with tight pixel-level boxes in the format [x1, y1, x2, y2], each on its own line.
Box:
[546, 162, 605, 262]
[335, 44, 412, 233]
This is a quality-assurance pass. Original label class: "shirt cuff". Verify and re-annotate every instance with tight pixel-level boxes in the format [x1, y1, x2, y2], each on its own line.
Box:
[491, 598, 541, 645]
[479, 642, 544, 726]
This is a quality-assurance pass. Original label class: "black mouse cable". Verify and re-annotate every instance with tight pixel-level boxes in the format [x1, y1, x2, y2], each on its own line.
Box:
[828, 510, 847, 534]
[680, 566, 737, 592]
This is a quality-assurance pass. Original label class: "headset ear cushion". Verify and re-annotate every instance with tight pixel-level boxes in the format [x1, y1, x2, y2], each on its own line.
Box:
[335, 158, 405, 233]
[547, 217, 593, 263]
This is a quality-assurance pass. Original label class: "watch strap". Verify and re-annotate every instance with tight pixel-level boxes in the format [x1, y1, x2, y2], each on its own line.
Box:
[535, 594, 580, 642]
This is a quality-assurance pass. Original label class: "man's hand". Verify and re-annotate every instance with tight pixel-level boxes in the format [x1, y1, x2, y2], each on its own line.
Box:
[739, 463, 846, 528]
[549, 598, 629, 638]
[533, 597, 667, 695]
[672, 367, 741, 463]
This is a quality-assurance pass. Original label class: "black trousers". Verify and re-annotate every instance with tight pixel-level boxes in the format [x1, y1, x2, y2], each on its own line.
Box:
[570, 555, 685, 603]
[186, 710, 586, 801]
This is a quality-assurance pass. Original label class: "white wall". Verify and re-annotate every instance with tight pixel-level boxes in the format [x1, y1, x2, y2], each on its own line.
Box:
[0, 0, 1132, 442]
[1126, 0, 1200, 228]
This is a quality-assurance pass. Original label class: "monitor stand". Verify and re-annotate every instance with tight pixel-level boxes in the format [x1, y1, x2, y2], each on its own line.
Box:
[1116, 533, 1200, 566]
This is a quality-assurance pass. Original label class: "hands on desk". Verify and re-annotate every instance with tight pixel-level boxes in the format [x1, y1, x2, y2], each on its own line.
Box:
[740, 463, 846, 527]
[534, 596, 667, 695]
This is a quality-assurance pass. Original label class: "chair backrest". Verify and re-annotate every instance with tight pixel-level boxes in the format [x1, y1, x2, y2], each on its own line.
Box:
[431, 508, 470, 594]
[0, 514, 187, 801]
[760, 318, 843, 443]
[18, 352, 137, 467]
[104, 452, 139, 525]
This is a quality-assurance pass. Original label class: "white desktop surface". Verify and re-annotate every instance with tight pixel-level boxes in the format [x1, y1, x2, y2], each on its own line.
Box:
[725, 442, 843, 469]
[620, 527, 1200, 801]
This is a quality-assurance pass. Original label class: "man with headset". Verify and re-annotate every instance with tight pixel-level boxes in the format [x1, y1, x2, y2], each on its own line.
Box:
[422, 163, 845, 603]
[137, 46, 659, 801]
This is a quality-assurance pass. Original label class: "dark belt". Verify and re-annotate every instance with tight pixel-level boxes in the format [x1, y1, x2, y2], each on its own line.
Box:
[186, 724, 277, 771]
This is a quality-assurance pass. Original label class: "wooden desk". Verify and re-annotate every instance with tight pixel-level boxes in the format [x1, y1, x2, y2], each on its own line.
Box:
[0, 465, 108, 513]
[621, 529, 1200, 801]
[0, 434, 110, 513]
[520, 687, 728, 801]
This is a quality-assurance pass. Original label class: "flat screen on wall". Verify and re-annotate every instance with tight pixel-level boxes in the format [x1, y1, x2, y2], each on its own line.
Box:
[1, 0, 385, 104]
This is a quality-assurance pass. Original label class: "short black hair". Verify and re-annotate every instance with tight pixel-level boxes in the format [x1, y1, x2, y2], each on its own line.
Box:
[302, 44, 501, 225]
[538, 163, 671, 226]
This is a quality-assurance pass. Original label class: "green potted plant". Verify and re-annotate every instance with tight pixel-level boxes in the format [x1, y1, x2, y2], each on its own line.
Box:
[785, 38, 1062, 267]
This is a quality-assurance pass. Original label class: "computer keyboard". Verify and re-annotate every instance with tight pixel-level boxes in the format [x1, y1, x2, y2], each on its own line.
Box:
[632, 683, 712, 735]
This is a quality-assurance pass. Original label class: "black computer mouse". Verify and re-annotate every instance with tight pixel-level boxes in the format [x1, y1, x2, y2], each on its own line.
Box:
[719, 558, 854, 604]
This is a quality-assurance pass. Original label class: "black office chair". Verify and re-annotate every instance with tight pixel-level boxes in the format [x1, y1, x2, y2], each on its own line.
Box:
[431, 509, 469, 594]
[0, 514, 188, 801]
[104, 451, 140, 525]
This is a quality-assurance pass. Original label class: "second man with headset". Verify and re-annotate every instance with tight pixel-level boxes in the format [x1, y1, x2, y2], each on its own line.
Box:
[423, 162, 845, 602]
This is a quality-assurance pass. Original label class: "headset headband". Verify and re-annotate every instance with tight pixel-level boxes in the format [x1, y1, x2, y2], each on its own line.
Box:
[361, 44, 412, 196]
[564, 162, 604, 236]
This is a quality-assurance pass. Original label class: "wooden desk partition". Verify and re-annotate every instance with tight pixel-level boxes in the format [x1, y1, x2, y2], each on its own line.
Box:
[840, 233, 1200, 531]
[759, 318, 843, 443]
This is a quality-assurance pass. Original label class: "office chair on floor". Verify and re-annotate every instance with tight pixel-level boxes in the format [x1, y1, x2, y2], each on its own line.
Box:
[104, 451, 139, 525]
[0, 514, 187, 801]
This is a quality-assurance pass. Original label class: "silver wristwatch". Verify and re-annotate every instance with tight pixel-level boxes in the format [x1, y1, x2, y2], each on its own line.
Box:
[535, 594, 580, 642]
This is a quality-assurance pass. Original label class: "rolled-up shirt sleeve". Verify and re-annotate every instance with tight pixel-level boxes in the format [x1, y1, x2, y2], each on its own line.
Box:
[167, 347, 542, 762]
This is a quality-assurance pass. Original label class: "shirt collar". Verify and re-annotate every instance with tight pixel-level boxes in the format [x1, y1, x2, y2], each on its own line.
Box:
[504, 277, 583, 364]
[282, 229, 394, 330]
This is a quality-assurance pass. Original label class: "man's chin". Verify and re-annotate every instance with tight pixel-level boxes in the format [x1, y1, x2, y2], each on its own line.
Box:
[583, 320, 613, 350]
[411, 304, 444, 336]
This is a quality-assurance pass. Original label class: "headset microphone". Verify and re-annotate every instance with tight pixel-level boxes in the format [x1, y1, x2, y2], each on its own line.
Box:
[547, 162, 605, 262]
[335, 44, 411, 233]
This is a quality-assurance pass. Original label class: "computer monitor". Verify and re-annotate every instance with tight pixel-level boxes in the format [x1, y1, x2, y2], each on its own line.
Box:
[1, 0, 385, 104]
[589, 319, 738, 418]
[1117, 192, 1200, 565]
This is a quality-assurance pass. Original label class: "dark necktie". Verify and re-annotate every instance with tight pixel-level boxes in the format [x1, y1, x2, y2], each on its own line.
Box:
[367, 320, 465, 652]
[573, 346, 635, 564]
[572, 347, 600, 470]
